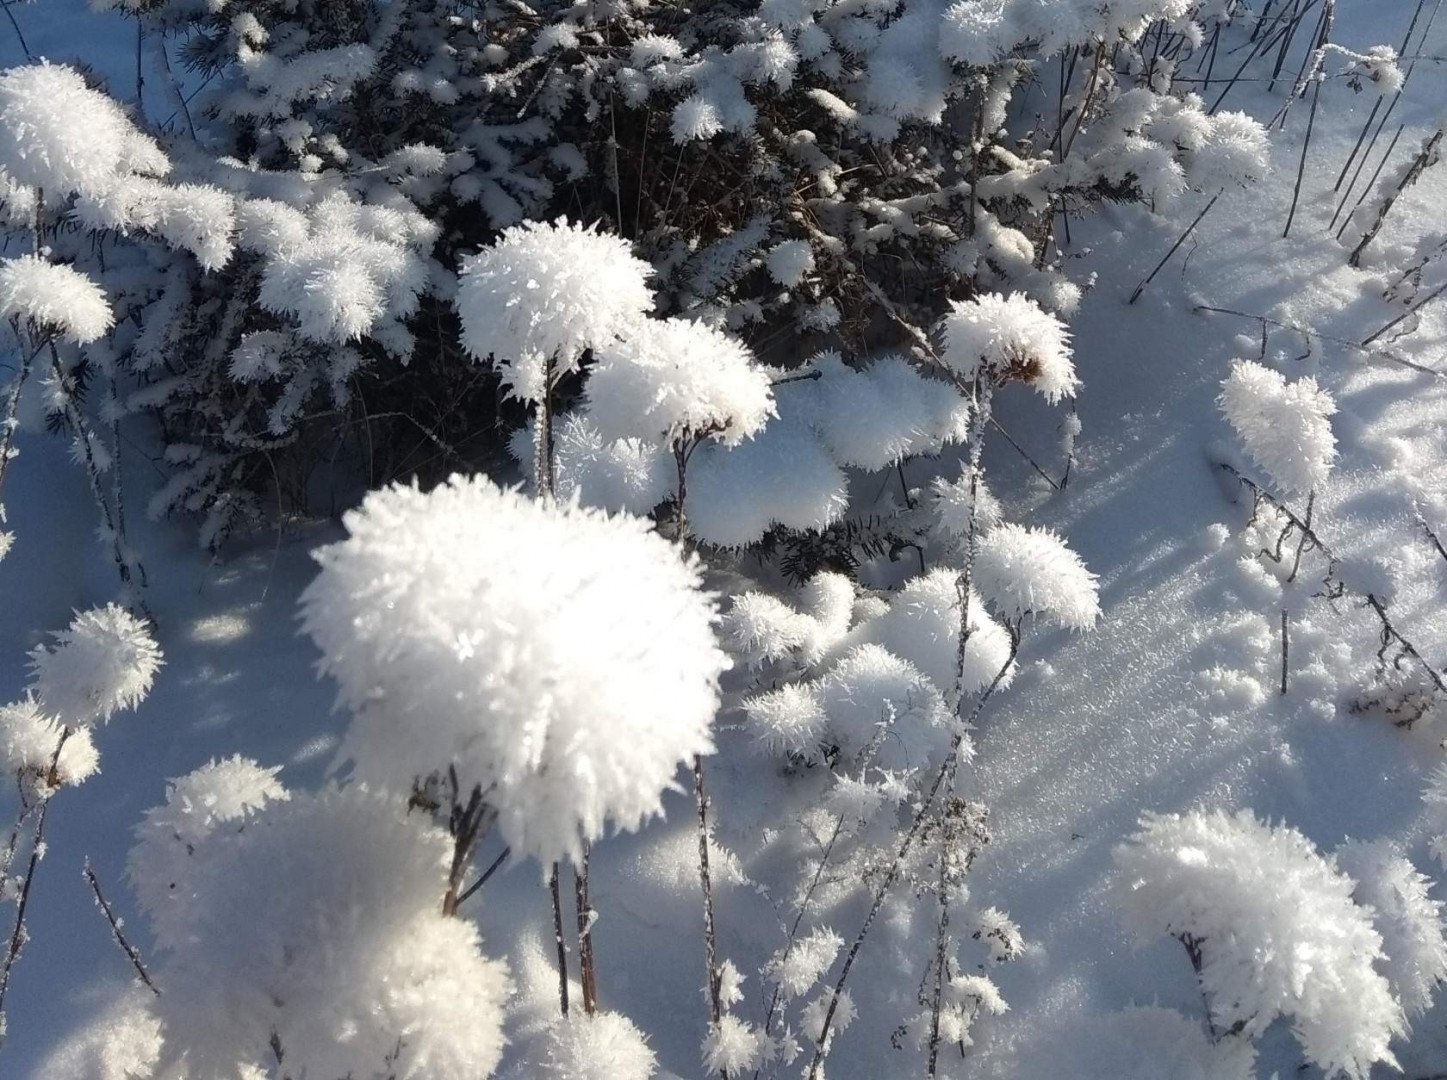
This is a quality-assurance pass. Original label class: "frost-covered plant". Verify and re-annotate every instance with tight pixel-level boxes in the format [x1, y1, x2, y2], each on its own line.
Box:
[121, 769, 511, 1079]
[1115, 809, 1407, 1078]
[0, 606, 160, 1040]
[300, 474, 727, 868]
[1219, 359, 1337, 497]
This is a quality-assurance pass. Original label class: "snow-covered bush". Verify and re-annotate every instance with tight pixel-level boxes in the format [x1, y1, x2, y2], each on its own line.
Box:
[1115, 809, 1407, 1077]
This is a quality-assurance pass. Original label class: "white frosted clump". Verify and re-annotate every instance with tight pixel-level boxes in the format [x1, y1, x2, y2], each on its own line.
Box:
[1189, 111, 1271, 190]
[931, 468, 1002, 537]
[743, 682, 827, 756]
[720, 590, 814, 668]
[300, 475, 727, 866]
[702, 1014, 767, 1073]
[854, 568, 1016, 695]
[1336, 839, 1447, 1018]
[0, 697, 99, 789]
[143, 785, 511, 1080]
[1115, 809, 1404, 1079]
[257, 198, 430, 348]
[0, 256, 113, 345]
[587, 317, 775, 447]
[939, 0, 1013, 67]
[769, 925, 843, 999]
[765, 239, 815, 286]
[525, 1011, 657, 1080]
[32, 987, 163, 1080]
[28, 605, 161, 727]
[511, 414, 671, 515]
[818, 643, 950, 766]
[456, 218, 653, 402]
[938, 292, 1077, 402]
[0, 62, 164, 197]
[795, 352, 970, 471]
[128, 755, 289, 943]
[686, 419, 849, 547]
[1220, 360, 1336, 495]
[974, 523, 1100, 630]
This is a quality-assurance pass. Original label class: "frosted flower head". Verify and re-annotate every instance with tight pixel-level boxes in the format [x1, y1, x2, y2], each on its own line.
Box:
[0, 62, 162, 197]
[1114, 809, 1404, 1078]
[939, 293, 1077, 402]
[301, 475, 729, 867]
[856, 568, 1016, 695]
[28, 604, 161, 727]
[940, 0, 1012, 67]
[129, 755, 289, 940]
[587, 317, 775, 447]
[143, 785, 511, 1080]
[1189, 111, 1270, 190]
[456, 219, 654, 402]
[765, 239, 815, 287]
[525, 1011, 657, 1080]
[974, 523, 1100, 630]
[1219, 359, 1336, 495]
[0, 697, 99, 790]
[0, 256, 113, 344]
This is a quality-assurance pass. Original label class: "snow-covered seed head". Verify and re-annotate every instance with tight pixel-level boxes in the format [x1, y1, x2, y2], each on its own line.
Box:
[1219, 359, 1336, 496]
[128, 755, 289, 940]
[938, 292, 1077, 402]
[0, 697, 99, 791]
[455, 218, 654, 402]
[974, 523, 1100, 630]
[300, 475, 729, 867]
[0, 62, 166, 198]
[139, 785, 512, 1080]
[0, 256, 113, 345]
[586, 316, 776, 448]
[525, 1011, 658, 1080]
[28, 604, 162, 727]
[1114, 809, 1405, 1079]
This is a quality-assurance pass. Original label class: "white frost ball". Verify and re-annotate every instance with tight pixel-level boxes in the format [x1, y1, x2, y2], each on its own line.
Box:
[0, 256, 113, 345]
[456, 218, 653, 402]
[300, 475, 728, 867]
[939, 292, 1077, 402]
[0, 697, 99, 788]
[765, 239, 815, 287]
[587, 317, 775, 447]
[974, 524, 1100, 630]
[28, 604, 161, 727]
[1219, 359, 1336, 495]
[525, 1011, 657, 1080]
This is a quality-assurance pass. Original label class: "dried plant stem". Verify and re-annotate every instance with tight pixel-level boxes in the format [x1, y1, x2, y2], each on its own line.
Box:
[574, 843, 597, 1015]
[1219, 462, 1446, 696]
[550, 863, 570, 1016]
[1349, 128, 1443, 267]
[1129, 190, 1222, 304]
[84, 860, 159, 994]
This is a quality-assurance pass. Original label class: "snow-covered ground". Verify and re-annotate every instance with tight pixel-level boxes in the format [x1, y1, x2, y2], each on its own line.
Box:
[2, 1, 1446, 1077]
